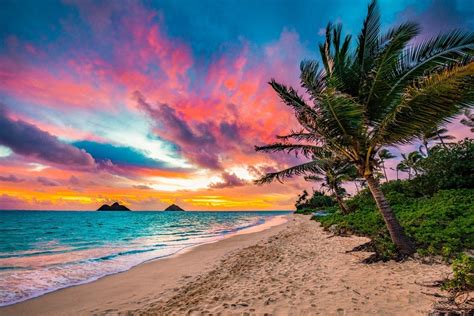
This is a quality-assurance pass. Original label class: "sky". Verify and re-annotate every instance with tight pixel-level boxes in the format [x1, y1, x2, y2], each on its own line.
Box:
[0, 0, 472, 210]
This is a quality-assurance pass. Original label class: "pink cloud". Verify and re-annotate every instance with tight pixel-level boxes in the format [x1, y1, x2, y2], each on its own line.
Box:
[209, 172, 248, 189]
[0, 1, 328, 181]
[126, 28, 312, 171]
[0, 57, 119, 111]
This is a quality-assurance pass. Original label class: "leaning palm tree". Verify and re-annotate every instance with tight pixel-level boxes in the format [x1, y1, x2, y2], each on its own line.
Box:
[378, 149, 395, 182]
[255, 0, 474, 255]
[399, 151, 423, 179]
[420, 127, 455, 155]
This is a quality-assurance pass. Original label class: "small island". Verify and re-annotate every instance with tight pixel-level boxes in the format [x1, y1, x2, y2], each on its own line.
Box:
[97, 202, 131, 211]
[164, 204, 185, 212]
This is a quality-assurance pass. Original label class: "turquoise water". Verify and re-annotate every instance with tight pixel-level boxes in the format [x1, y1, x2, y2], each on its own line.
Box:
[0, 210, 289, 306]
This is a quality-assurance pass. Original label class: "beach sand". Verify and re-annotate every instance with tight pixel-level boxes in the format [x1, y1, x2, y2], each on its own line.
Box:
[1, 215, 450, 315]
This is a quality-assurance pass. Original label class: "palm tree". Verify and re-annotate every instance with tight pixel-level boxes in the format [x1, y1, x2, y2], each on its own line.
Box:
[254, 150, 354, 214]
[255, 0, 474, 255]
[303, 155, 355, 214]
[378, 149, 395, 182]
[395, 163, 407, 180]
[295, 190, 309, 210]
[420, 127, 455, 155]
[353, 177, 367, 194]
[399, 151, 423, 179]
[460, 109, 474, 132]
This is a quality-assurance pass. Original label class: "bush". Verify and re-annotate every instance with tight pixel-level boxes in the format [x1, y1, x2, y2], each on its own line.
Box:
[295, 190, 334, 212]
[311, 140, 473, 260]
[307, 191, 335, 208]
[442, 254, 474, 295]
[411, 139, 474, 196]
[398, 190, 474, 257]
[315, 189, 474, 260]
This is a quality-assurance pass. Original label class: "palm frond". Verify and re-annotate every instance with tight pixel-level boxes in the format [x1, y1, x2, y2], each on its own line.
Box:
[276, 130, 322, 143]
[355, 0, 380, 83]
[269, 79, 325, 135]
[304, 175, 324, 182]
[319, 23, 334, 75]
[460, 109, 474, 132]
[300, 60, 326, 100]
[372, 62, 474, 145]
[255, 143, 324, 158]
[254, 161, 319, 184]
[363, 22, 420, 118]
[384, 30, 474, 105]
[269, 79, 361, 159]
[269, 80, 309, 112]
[396, 161, 409, 171]
[318, 90, 365, 142]
[332, 24, 352, 75]
[378, 148, 396, 160]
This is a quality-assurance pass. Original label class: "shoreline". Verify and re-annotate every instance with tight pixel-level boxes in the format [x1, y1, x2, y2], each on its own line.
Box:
[0, 214, 290, 315]
[1, 215, 450, 315]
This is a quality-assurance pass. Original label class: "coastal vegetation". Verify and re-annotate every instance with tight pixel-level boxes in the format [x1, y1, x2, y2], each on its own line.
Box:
[312, 140, 474, 303]
[294, 190, 335, 215]
[314, 139, 473, 258]
[255, 0, 474, 258]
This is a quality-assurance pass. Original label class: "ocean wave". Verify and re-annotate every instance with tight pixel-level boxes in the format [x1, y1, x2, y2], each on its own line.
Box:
[0, 212, 287, 306]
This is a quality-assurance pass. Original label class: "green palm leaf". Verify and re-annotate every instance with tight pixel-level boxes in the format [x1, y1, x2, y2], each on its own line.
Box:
[384, 30, 474, 107]
[255, 143, 324, 158]
[254, 160, 319, 184]
[300, 60, 326, 100]
[372, 62, 474, 145]
[364, 22, 420, 118]
[354, 0, 380, 87]
[318, 89, 365, 142]
[304, 175, 324, 182]
[276, 130, 322, 143]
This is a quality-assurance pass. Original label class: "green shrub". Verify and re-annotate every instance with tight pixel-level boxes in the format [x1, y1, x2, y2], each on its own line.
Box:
[398, 189, 474, 257]
[411, 139, 474, 196]
[311, 140, 473, 260]
[315, 189, 474, 260]
[307, 191, 335, 209]
[295, 190, 335, 213]
[442, 254, 474, 295]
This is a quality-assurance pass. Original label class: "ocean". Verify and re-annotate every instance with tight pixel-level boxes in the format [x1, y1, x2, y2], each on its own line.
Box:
[0, 210, 289, 306]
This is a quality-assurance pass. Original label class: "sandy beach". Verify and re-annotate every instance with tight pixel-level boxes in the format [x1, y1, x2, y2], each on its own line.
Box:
[1, 215, 450, 315]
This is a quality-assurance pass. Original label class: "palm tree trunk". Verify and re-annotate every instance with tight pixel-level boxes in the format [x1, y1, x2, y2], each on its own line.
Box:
[331, 183, 350, 214]
[382, 161, 388, 182]
[437, 132, 448, 149]
[365, 174, 415, 256]
[335, 194, 350, 214]
[396, 169, 399, 180]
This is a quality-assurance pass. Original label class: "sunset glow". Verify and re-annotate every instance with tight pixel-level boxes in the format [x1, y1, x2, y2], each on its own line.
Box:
[0, 0, 472, 210]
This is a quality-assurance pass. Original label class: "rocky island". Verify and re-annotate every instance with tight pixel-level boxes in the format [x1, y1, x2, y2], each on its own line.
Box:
[164, 204, 185, 211]
[97, 202, 131, 211]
